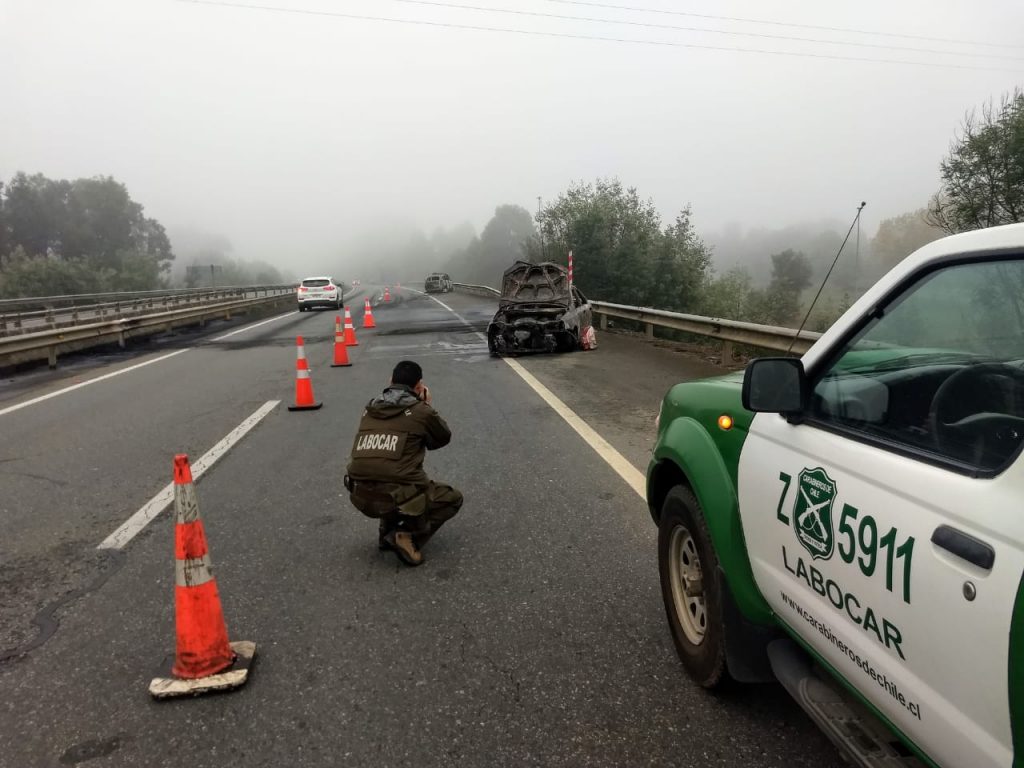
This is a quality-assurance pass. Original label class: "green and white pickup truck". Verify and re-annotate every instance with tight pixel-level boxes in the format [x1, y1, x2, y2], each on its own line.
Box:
[648, 223, 1024, 768]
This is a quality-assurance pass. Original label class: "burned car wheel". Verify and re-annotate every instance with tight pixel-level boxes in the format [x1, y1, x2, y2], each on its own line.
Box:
[556, 331, 579, 353]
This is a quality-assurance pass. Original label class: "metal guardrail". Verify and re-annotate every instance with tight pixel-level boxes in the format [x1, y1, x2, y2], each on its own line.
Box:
[0, 284, 297, 311]
[451, 282, 820, 359]
[0, 285, 297, 338]
[451, 282, 500, 297]
[0, 287, 298, 369]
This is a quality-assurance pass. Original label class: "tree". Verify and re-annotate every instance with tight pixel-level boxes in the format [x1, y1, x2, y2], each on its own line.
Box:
[928, 89, 1024, 233]
[530, 178, 664, 306]
[443, 206, 537, 286]
[0, 172, 175, 297]
[647, 207, 713, 312]
[870, 209, 944, 272]
[753, 249, 813, 326]
[3, 173, 71, 257]
[470, 205, 536, 285]
[700, 266, 755, 320]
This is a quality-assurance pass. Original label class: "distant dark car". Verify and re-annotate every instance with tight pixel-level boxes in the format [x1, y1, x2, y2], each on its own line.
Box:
[424, 273, 452, 293]
[487, 261, 593, 355]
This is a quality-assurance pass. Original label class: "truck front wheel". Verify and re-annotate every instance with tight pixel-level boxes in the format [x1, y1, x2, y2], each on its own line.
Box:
[658, 485, 728, 688]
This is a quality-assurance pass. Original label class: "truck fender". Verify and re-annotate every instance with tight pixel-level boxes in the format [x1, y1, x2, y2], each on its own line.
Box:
[649, 417, 774, 627]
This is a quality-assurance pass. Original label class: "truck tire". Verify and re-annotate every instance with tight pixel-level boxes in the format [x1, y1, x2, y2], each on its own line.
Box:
[658, 485, 728, 688]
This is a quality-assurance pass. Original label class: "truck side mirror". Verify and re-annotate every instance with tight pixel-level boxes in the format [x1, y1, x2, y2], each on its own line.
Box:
[742, 358, 808, 413]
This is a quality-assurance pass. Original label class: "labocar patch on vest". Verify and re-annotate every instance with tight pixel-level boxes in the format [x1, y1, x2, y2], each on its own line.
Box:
[353, 431, 406, 458]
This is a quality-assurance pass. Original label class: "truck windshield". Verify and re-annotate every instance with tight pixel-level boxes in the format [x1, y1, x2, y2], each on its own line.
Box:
[809, 256, 1024, 474]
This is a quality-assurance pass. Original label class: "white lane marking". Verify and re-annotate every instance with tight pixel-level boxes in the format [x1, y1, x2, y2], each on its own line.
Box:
[503, 359, 645, 499]
[2, 302, 305, 418]
[422, 294, 645, 499]
[0, 349, 190, 419]
[97, 400, 281, 549]
[212, 310, 297, 340]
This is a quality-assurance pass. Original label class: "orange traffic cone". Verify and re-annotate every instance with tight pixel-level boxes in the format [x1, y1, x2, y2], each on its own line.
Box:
[331, 318, 351, 367]
[288, 335, 322, 411]
[343, 307, 358, 346]
[383, 286, 392, 303]
[149, 455, 255, 698]
[362, 298, 376, 329]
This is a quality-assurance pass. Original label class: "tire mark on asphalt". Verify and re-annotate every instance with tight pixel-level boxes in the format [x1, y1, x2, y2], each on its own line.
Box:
[0, 549, 126, 664]
[0, 468, 70, 487]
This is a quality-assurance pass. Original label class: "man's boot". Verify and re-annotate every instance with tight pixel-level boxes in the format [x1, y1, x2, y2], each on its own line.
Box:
[388, 531, 424, 567]
[413, 521, 443, 549]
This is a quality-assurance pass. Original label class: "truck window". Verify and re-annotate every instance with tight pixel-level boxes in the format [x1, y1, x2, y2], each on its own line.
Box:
[806, 256, 1024, 475]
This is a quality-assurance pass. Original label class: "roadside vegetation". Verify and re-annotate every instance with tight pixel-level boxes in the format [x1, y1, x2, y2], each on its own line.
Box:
[0, 174, 286, 299]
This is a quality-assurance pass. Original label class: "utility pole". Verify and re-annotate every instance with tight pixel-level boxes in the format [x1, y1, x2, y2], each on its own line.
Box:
[537, 196, 544, 260]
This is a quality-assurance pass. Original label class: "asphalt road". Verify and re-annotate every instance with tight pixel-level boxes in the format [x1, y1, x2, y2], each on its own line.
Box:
[0, 289, 840, 767]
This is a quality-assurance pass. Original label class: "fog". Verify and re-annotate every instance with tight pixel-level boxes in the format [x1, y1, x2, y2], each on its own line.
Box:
[2, 0, 1022, 282]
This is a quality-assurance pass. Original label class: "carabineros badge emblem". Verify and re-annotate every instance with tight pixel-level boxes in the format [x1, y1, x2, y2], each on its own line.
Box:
[792, 467, 837, 561]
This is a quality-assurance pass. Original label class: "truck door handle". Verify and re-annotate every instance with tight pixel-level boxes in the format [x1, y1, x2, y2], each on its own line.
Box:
[931, 525, 995, 570]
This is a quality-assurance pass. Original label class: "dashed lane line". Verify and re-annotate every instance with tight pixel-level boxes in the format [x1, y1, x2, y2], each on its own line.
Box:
[97, 400, 281, 550]
[0, 349, 191, 419]
[423, 293, 646, 500]
[212, 309, 297, 340]
[0, 308, 302, 419]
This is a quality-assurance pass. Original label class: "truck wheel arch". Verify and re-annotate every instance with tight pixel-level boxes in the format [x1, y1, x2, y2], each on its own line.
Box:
[650, 417, 774, 628]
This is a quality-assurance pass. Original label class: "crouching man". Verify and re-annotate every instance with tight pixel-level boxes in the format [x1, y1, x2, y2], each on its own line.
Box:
[344, 360, 463, 566]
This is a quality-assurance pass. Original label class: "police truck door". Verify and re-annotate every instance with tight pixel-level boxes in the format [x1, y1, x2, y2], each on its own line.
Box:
[738, 255, 1024, 768]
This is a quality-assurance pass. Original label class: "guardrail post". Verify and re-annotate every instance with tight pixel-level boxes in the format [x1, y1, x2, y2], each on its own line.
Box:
[599, 313, 608, 331]
[224, 309, 232, 320]
[118, 330, 126, 349]
[48, 345, 57, 368]
[721, 340, 734, 364]
[0, 315, 6, 336]
[14, 313, 22, 331]
[645, 322, 654, 340]
[46, 308, 56, 328]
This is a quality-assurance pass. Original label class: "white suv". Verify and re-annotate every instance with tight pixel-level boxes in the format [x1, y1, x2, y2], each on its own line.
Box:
[297, 276, 343, 311]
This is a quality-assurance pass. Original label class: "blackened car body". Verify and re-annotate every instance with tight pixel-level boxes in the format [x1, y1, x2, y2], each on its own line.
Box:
[424, 273, 452, 293]
[487, 260, 592, 356]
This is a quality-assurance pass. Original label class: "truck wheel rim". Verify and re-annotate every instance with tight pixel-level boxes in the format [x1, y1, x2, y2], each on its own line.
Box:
[669, 524, 706, 645]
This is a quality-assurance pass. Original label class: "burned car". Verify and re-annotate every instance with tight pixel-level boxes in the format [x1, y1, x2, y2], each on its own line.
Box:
[487, 261, 594, 355]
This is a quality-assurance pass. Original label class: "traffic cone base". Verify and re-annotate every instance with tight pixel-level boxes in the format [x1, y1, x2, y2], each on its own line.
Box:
[288, 400, 323, 411]
[150, 640, 256, 699]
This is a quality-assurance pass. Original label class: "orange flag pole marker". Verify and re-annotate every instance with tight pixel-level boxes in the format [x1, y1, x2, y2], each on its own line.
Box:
[383, 286, 392, 303]
[288, 335, 323, 411]
[362, 298, 376, 329]
[331, 317, 352, 367]
[343, 307, 359, 346]
[149, 455, 255, 699]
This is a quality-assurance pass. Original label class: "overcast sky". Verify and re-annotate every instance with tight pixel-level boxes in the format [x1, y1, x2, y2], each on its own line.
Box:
[2, 0, 1022, 275]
